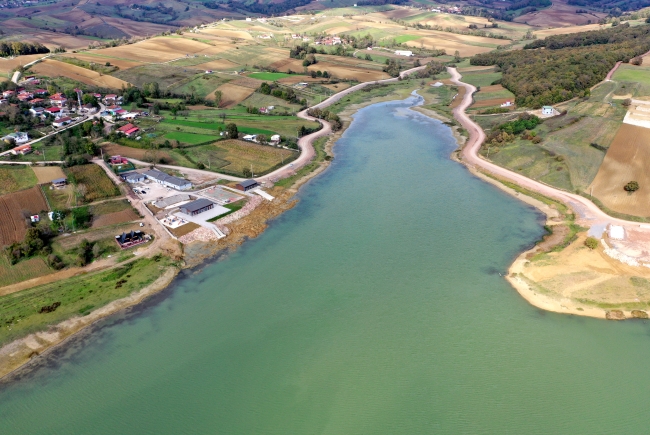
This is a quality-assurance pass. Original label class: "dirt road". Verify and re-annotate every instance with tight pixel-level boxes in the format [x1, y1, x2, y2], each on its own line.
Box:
[448, 67, 635, 228]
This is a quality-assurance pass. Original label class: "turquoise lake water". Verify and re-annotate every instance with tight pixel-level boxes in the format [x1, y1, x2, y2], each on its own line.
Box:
[2, 96, 650, 434]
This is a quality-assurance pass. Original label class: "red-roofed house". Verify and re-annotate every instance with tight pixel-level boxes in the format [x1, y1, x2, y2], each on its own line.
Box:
[117, 123, 140, 137]
[45, 107, 61, 114]
[2, 90, 14, 98]
[53, 117, 72, 127]
[12, 144, 32, 155]
[110, 155, 129, 165]
[29, 98, 44, 105]
[49, 94, 68, 107]
[34, 89, 48, 95]
[17, 92, 33, 102]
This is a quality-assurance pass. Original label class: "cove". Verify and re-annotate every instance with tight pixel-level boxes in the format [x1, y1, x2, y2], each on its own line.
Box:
[2, 96, 650, 434]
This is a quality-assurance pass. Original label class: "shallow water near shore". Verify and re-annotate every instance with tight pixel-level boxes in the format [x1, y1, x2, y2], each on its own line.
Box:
[3, 96, 650, 433]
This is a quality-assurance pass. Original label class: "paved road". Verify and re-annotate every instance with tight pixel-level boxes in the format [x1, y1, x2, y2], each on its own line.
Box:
[448, 67, 636, 228]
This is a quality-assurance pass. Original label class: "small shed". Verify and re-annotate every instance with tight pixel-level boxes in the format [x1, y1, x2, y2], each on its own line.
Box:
[52, 177, 67, 187]
[180, 198, 214, 216]
[542, 106, 554, 115]
[235, 179, 259, 192]
[609, 225, 625, 240]
[123, 172, 145, 183]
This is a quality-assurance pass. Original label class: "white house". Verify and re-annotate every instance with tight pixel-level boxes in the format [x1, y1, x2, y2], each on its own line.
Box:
[53, 116, 72, 127]
[243, 134, 258, 142]
[395, 50, 413, 56]
[542, 106, 554, 115]
[143, 169, 192, 190]
[270, 134, 281, 145]
[500, 101, 513, 107]
[609, 225, 625, 240]
[1, 132, 29, 144]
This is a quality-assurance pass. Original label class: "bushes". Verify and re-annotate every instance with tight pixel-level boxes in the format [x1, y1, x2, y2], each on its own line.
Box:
[585, 237, 599, 250]
[624, 181, 640, 192]
[306, 108, 342, 131]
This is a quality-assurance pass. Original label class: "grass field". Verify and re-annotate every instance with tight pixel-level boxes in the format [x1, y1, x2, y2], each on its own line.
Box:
[248, 72, 295, 81]
[0, 255, 51, 288]
[31, 166, 66, 184]
[590, 124, 650, 216]
[164, 132, 220, 144]
[0, 256, 174, 347]
[459, 71, 502, 88]
[0, 165, 37, 195]
[612, 64, 650, 86]
[30, 59, 130, 89]
[65, 165, 120, 203]
[0, 187, 49, 246]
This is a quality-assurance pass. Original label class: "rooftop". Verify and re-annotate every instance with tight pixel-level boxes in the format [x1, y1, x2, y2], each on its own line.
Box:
[143, 169, 191, 188]
[238, 179, 259, 188]
[181, 198, 214, 213]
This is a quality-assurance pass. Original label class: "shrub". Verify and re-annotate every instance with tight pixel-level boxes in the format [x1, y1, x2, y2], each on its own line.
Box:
[624, 181, 639, 192]
[585, 237, 599, 250]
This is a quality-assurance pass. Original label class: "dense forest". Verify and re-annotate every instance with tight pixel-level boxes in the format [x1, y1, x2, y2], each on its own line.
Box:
[471, 24, 650, 107]
[0, 42, 49, 57]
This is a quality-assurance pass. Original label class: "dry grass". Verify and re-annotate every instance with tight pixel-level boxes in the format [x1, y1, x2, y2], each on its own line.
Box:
[200, 29, 253, 40]
[194, 58, 240, 70]
[215, 139, 295, 174]
[534, 23, 611, 38]
[59, 53, 145, 70]
[30, 59, 130, 88]
[32, 166, 66, 184]
[404, 36, 496, 57]
[590, 124, 650, 216]
[91, 209, 140, 228]
[213, 83, 256, 107]
[471, 98, 513, 108]
[0, 187, 48, 246]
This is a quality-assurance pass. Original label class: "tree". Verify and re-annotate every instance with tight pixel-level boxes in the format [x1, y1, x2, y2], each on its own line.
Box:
[454, 50, 461, 62]
[226, 123, 238, 139]
[624, 181, 639, 192]
[584, 237, 599, 250]
[82, 94, 98, 107]
[622, 98, 632, 107]
[242, 167, 252, 177]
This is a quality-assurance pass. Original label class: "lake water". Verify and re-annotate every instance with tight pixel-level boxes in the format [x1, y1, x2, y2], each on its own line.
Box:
[2, 96, 650, 434]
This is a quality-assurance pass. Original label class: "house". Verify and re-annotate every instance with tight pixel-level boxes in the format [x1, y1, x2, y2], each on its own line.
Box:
[34, 89, 48, 95]
[242, 134, 258, 142]
[29, 98, 45, 106]
[12, 144, 32, 155]
[180, 198, 214, 216]
[52, 177, 67, 187]
[395, 50, 413, 56]
[49, 94, 67, 107]
[110, 155, 129, 165]
[500, 101, 512, 107]
[93, 93, 102, 99]
[53, 116, 72, 127]
[83, 103, 97, 113]
[122, 172, 145, 183]
[104, 94, 120, 104]
[143, 169, 192, 190]
[542, 106, 554, 115]
[116, 123, 140, 137]
[269, 134, 281, 145]
[235, 179, 259, 192]
[30, 214, 39, 223]
[29, 107, 45, 117]
[45, 107, 61, 115]
[115, 230, 145, 248]
[2, 90, 14, 98]
[17, 92, 33, 102]
[2, 132, 29, 145]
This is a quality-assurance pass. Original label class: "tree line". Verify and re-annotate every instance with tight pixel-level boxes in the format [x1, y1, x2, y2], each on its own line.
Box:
[0, 41, 49, 57]
[470, 23, 650, 107]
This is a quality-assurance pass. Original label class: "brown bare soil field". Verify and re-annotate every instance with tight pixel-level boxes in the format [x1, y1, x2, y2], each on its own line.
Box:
[101, 143, 174, 163]
[229, 77, 264, 89]
[60, 53, 144, 69]
[200, 29, 253, 40]
[458, 65, 497, 73]
[0, 54, 44, 74]
[321, 82, 351, 92]
[214, 83, 256, 107]
[277, 76, 324, 84]
[0, 187, 48, 246]
[92, 209, 139, 228]
[373, 8, 421, 20]
[30, 59, 130, 88]
[471, 98, 513, 108]
[274, 59, 389, 81]
[480, 84, 506, 93]
[194, 59, 240, 70]
[32, 166, 66, 184]
[324, 26, 355, 34]
[514, 0, 605, 26]
[101, 17, 172, 38]
[590, 124, 650, 216]
[405, 37, 495, 57]
[535, 23, 610, 38]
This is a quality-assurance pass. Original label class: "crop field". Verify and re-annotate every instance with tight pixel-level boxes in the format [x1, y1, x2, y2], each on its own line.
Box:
[0, 165, 37, 195]
[249, 72, 294, 81]
[194, 59, 240, 71]
[590, 124, 650, 216]
[65, 165, 120, 203]
[214, 83, 256, 107]
[459, 71, 502, 88]
[612, 64, 650, 86]
[170, 74, 229, 98]
[31, 166, 66, 184]
[30, 59, 130, 89]
[113, 64, 203, 90]
[0, 255, 51, 288]
[186, 140, 296, 176]
[240, 92, 302, 111]
[514, 0, 605, 26]
[471, 98, 513, 108]
[91, 209, 140, 228]
[59, 53, 145, 70]
[0, 54, 45, 75]
[164, 132, 219, 144]
[101, 143, 175, 164]
[200, 29, 253, 40]
[534, 23, 611, 38]
[404, 35, 498, 57]
[0, 187, 49, 246]
[160, 118, 275, 136]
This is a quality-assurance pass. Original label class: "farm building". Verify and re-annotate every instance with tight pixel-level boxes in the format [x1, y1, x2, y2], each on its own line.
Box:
[116, 123, 140, 138]
[45, 107, 61, 115]
[2, 132, 29, 145]
[115, 230, 146, 249]
[110, 155, 129, 165]
[235, 179, 259, 192]
[29, 107, 45, 117]
[143, 169, 192, 190]
[122, 172, 145, 183]
[242, 134, 258, 142]
[53, 117, 72, 127]
[501, 101, 513, 107]
[609, 225, 625, 240]
[542, 106, 554, 115]
[49, 94, 68, 107]
[12, 144, 32, 155]
[270, 134, 281, 145]
[180, 198, 214, 216]
[52, 177, 67, 187]
[395, 50, 413, 56]
[154, 194, 191, 208]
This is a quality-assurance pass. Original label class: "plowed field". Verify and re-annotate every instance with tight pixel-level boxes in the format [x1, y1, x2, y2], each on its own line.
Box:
[213, 83, 255, 107]
[92, 209, 139, 228]
[590, 124, 650, 216]
[0, 187, 48, 246]
[30, 59, 130, 88]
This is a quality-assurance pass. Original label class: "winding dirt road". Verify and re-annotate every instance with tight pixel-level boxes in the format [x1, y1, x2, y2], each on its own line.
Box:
[448, 67, 632, 228]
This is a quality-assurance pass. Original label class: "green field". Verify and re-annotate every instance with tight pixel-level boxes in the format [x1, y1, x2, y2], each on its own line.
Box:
[0, 256, 175, 347]
[612, 64, 650, 85]
[460, 71, 502, 88]
[248, 72, 295, 81]
[0, 165, 37, 195]
[161, 118, 276, 136]
[164, 132, 220, 144]
[393, 35, 422, 44]
[473, 87, 515, 101]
